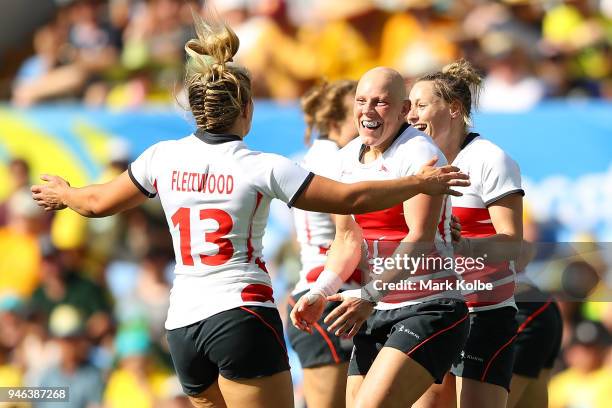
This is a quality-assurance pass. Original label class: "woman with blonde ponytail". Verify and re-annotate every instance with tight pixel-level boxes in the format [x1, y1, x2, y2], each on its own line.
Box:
[31, 13, 471, 408]
[409, 60, 527, 408]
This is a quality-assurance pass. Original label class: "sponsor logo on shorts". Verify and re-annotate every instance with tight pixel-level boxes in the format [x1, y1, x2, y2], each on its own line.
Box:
[460, 351, 484, 363]
[397, 324, 421, 340]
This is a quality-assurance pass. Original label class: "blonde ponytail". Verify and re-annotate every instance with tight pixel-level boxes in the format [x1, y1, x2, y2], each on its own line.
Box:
[185, 11, 252, 133]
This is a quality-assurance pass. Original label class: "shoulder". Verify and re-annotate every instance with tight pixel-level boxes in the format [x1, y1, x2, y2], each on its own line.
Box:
[304, 139, 338, 161]
[467, 137, 520, 173]
[394, 127, 447, 164]
[134, 137, 187, 159]
[339, 137, 362, 156]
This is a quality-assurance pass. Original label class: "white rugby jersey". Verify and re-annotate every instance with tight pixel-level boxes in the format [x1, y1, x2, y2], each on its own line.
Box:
[292, 139, 362, 294]
[128, 130, 313, 330]
[450, 133, 524, 312]
[335, 124, 460, 310]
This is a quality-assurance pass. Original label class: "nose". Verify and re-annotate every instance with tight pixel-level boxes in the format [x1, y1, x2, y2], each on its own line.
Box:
[363, 100, 377, 117]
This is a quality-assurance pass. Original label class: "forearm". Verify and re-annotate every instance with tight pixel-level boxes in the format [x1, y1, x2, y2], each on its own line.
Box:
[346, 176, 425, 214]
[324, 230, 364, 282]
[61, 184, 109, 217]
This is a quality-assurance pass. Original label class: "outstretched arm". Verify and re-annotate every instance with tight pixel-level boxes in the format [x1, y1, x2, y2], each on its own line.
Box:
[292, 157, 469, 214]
[31, 171, 149, 217]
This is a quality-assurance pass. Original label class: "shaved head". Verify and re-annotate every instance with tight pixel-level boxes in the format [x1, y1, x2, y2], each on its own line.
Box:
[357, 67, 406, 104]
[354, 67, 410, 149]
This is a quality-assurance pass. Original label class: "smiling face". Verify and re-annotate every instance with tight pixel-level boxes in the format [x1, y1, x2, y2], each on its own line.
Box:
[354, 68, 409, 149]
[407, 81, 453, 141]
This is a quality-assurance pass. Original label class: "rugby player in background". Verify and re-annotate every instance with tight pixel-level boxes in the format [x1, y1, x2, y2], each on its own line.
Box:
[287, 79, 361, 408]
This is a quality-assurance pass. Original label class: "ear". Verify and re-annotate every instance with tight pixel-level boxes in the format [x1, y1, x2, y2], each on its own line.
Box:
[449, 100, 462, 120]
[242, 99, 253, 118]
[401, 99, 411, 118]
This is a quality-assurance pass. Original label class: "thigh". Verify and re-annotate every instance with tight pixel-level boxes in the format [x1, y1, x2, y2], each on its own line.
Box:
[507, 374, 532, 408]
[353, 347, 434, 408]
[514, 369, 551, 408]
[287, 292, 353, 368]
[303, 363, 349, 408]
[346, 375, 365, 408]
[456, 377, 508, 408]
[451, 307, 517, 391]
[413, 372, 457, 408]
[218, 370, 293, 408]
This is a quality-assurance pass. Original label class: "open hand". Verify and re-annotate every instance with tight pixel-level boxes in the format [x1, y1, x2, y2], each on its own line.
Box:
[324, 290, 374, 338]
[31, 175, 70, 211]
[417, 157, 470, 197]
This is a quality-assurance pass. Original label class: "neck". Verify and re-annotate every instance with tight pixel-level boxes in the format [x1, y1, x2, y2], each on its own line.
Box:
[436, 122, 466, 164]
[328, 130, 340, 146]
[362, 122, 406, 163]
[227, 120, 247, 138]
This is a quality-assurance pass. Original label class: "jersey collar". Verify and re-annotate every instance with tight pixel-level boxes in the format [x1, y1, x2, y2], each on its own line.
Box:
[195, 129, 242, 144]
[460, 132, 479, 150]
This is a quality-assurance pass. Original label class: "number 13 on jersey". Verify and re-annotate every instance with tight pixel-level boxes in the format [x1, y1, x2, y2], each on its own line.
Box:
[171, 207, 234, 266]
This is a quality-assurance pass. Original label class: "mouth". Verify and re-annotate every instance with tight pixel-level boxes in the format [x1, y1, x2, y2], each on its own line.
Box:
[414, 123, 427, 132]
[361, 120, 382, 130]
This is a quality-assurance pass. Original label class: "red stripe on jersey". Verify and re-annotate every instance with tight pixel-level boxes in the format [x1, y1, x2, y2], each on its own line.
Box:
[453, 206, 515, 308]
[366, 239, 456, 303]
[304, 213, 312, 244]
[153, 179, 158, 192]
[240, 283, 274, 303]
[247, 192, 264, 263]
[452, 207, 496, 237]
[355, 203, 408, 241]
[306, 265, 363, 284]
[306, 266, 325, 282]
[255, 258, 268, 273]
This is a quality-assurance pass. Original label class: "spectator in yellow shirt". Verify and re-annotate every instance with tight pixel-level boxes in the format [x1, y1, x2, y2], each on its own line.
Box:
[549, 320, 612, 408]
[104, 328, 172, 408]
[0, 190, 43, 298]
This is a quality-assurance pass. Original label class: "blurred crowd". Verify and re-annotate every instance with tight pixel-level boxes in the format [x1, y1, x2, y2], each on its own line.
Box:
[0, 153, 611, 408]
[5, 0, 612, 110]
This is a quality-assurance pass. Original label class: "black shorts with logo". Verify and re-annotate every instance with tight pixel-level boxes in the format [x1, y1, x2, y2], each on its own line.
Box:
[348, 298, 469, 383]
[166, 306, 290, 396]
[451, 306, 518, 391]
[286, 290, 353, 368]
[513, 299, 563, 378]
